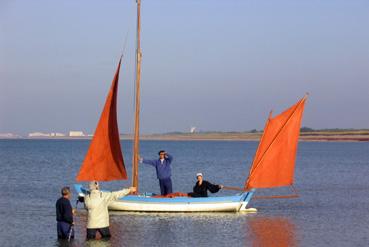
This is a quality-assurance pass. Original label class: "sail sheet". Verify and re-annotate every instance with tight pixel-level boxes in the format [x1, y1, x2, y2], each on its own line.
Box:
[244, 96, 307, 189]
[76, 59, 127, 181]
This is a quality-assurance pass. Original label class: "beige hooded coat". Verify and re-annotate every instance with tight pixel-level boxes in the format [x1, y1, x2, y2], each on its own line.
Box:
[84, 188, 130, 228]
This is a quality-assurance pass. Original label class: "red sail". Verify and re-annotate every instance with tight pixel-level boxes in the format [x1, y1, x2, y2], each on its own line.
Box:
[245, 96, 307, 189]
[76, 59, 127, 181]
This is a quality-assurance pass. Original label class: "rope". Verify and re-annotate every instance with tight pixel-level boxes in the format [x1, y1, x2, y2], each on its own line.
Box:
[121, 30, 130, 58]
[253, 194, 299, 199]
[253, 185, 300, 199]
[222, 186, 247, 191]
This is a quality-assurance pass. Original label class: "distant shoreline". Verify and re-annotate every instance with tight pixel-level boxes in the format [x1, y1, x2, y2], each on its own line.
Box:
[2, 130, 369, 142]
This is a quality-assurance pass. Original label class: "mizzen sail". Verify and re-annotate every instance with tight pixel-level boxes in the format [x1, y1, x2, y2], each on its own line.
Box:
[245, 95, 307, 189]
[76, 58, 127, 182]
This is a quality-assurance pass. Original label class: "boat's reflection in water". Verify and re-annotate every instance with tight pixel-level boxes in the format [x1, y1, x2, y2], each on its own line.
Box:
[246, 216, 297, 247]
[57, 211, 296, 247]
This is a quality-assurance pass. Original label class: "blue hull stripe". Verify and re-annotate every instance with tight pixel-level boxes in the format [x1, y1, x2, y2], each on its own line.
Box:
[74, 184, 253, 204]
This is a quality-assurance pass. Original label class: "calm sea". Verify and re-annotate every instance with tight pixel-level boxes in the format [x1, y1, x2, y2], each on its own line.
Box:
[0, 140, 368, 246]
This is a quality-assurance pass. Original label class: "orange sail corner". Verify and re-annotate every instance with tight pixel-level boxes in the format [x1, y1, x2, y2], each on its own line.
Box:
[76, 59, 128, 182]
[245, 95, 307, 190]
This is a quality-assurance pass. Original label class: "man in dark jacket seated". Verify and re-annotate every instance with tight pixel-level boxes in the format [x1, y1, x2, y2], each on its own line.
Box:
[188, 173, 224, 197]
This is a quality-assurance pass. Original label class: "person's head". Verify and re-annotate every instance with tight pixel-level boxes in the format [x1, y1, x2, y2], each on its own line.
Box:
[61, 186, 71, 199]
[89, 181, 99, 191]
[158, 150, 166, 159]
[196, 173, 203, 183]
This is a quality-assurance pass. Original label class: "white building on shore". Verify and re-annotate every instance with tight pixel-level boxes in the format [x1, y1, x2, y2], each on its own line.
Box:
[29, 132, 51, 137]
[69, 131, 85, 137]
[28, 132, 66, 137]
[0, 133, 21, 138]
[50, 132, 66, 137]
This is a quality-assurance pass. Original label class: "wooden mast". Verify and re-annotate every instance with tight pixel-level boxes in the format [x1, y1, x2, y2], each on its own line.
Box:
[132, 0, 142, 191]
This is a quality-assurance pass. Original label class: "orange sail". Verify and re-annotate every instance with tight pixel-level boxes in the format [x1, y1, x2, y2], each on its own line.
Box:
[245, 95, 307, 189]
[76, 58, 127, 182]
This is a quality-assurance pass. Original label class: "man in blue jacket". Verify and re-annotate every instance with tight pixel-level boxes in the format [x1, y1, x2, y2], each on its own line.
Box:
[140, 150, 173, 195]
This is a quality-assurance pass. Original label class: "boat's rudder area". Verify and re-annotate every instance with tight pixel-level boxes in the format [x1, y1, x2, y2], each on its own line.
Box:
[74, 184, 87, 203]
[239, 189, 257, 213]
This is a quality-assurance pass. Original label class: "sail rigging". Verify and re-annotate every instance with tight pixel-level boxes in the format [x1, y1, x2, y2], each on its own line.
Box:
[244, 95, 307, 190]
[73, 0, 308, 212]
[76, 58, 127, 182]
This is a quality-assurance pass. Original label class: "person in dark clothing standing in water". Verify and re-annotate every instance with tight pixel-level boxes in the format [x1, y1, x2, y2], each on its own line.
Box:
[140, 150, 173, 195]
[56, 186, 74, 239]
[188, 173, 224, 197]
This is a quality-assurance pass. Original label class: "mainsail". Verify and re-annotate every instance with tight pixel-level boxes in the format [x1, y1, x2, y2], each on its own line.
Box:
[76, 58, 127, 182]
[244, 95, 307, 190]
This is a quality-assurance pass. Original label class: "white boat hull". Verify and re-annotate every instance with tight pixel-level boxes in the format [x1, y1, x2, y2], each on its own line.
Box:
[109, 200, 242, 212]
[108, 192, 255, 212]
[75, 184, 255, 213]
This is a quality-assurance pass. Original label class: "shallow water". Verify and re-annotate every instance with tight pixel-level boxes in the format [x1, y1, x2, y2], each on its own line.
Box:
[0, 140, 368, 246]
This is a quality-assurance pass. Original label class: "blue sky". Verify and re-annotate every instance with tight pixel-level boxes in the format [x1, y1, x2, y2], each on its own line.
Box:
[1, 0, 368, 134]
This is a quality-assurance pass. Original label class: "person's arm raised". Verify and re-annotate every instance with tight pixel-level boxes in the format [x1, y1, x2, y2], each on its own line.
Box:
[140, 156, 156, 167]
[165, 153, 173, 163]
[104, 187, 133, 202]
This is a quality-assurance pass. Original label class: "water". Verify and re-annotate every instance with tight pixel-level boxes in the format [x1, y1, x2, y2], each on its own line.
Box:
[0, 140, 368, 246]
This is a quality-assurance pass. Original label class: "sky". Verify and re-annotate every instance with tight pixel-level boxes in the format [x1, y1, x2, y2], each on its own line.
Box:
[1, 0, 369, 135]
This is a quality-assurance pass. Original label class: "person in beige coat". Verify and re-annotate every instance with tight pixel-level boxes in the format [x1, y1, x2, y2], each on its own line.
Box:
[84, 181, 136, 240]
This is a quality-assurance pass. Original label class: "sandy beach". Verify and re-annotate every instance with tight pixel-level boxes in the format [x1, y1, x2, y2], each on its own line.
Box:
[4, 130, 368, 142]
[129, 130, 369, 142]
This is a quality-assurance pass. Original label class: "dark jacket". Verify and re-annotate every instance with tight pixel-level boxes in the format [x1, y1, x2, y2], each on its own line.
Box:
[142, 154, 173, 180]
[56, 197, 73, 224]
[188, 180, 221, 197]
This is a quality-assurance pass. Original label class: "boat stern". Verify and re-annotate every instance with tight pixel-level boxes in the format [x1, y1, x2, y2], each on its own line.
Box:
[239, 189, 257, 212]
[74, 184, 87, 203]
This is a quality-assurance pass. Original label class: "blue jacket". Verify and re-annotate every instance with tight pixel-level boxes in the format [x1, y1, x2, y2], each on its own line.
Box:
[142, 154, 173, 180]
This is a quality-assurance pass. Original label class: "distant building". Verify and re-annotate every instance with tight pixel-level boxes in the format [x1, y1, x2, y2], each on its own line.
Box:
[28, 132, 66, 137]
[0, 133, 21, 138]
[50, 132, 66, 137]
[29, 132, 50, 137]
[190, 127, 197, 133]
[69, 131, 85, 137]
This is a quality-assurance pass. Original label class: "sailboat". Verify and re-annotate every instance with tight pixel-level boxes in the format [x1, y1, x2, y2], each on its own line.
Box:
[74, 0, 308, 212]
